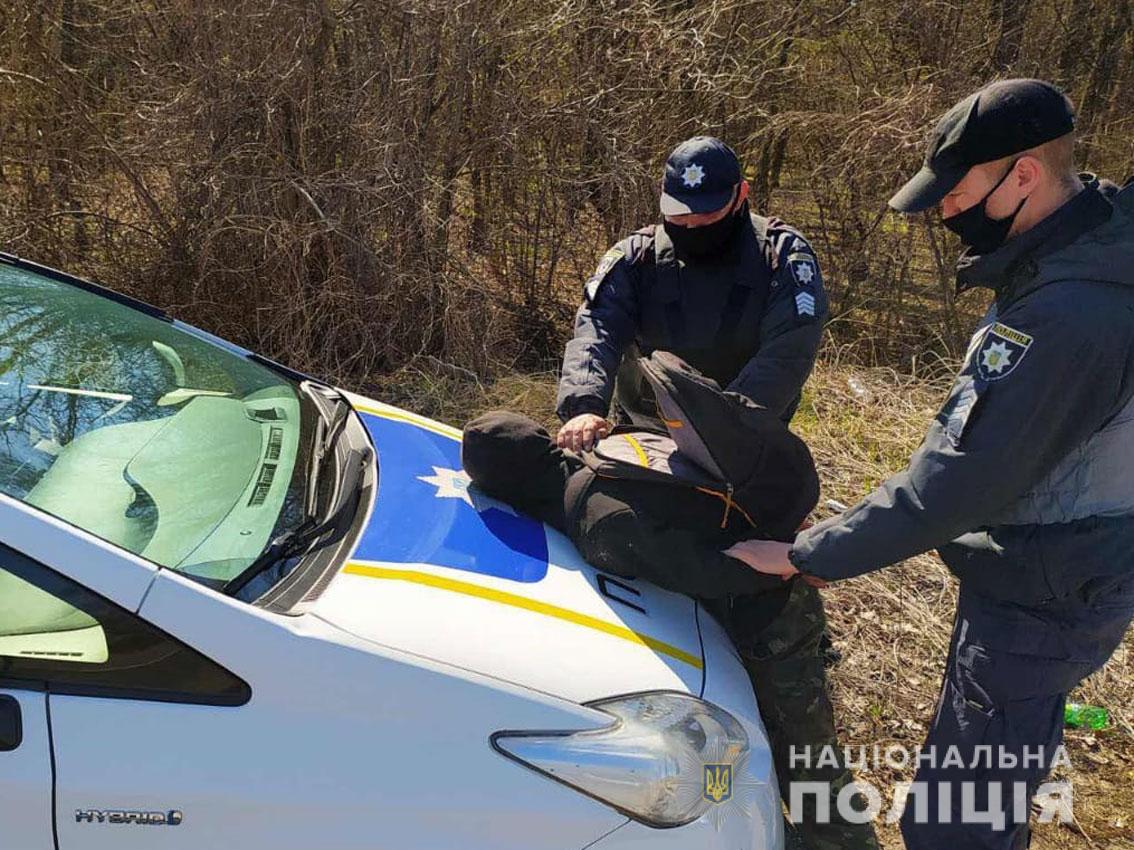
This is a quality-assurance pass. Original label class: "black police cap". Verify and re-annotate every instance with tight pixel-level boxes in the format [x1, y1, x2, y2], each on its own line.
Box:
[889, 79, 1076, 213]
[660, 136, 742, 215]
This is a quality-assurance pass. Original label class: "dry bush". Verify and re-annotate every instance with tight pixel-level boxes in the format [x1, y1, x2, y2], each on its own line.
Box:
[2, 0, 1133, 384]
[2, 6, 1133, 843]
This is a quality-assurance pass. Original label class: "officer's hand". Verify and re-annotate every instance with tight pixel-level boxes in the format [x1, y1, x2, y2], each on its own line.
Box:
[557, 414, 611, 452]
[724, 540, 799, 581]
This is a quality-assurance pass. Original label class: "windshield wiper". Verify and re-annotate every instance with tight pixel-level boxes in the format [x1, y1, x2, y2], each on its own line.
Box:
[224, 444, 371, 597]
[224, 382, 367, 597]
[301, 382, 353, 519]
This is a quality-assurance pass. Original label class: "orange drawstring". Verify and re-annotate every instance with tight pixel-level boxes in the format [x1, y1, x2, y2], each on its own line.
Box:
[694, 484, 754, 528]
[719, 483, 735, 529]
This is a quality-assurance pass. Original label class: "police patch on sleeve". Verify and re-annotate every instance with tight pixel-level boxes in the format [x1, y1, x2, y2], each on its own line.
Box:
[787, 251, 820, 319]
[976, 322, 1033, 381]
[584, 246, 625, 302]
[789, 255, 817, 288]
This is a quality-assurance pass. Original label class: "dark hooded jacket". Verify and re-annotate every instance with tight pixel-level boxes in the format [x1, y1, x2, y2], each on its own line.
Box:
[792, 177, 1134, 611]
[463, 353, 820, 600]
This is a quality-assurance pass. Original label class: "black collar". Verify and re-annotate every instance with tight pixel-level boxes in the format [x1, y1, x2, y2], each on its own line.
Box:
[955, 175, 1114, 300]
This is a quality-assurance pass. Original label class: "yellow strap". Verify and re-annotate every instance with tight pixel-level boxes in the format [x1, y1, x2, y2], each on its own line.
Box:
[618, 433, 754, 530]
[619, 433, 649, 467]
[719, 490, 733, 529]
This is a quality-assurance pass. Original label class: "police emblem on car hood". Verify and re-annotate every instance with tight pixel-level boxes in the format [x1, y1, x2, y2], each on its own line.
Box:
[703, 763, 733, 803]
[350, 411, 550, 582]
[674, 742, 763, 831]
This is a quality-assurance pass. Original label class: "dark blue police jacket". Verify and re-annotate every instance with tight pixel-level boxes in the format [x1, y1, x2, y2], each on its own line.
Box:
[556, 212, 828, 425]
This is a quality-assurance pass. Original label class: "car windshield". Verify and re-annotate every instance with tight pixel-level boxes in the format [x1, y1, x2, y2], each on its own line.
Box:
[0, 261, 310, 588]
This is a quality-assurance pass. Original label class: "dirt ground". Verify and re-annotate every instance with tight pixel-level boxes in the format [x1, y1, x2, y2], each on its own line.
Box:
[372, 357, 1134, 849]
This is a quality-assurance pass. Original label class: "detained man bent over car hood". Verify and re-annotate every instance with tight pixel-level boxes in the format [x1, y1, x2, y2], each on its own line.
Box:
[461, 351, 881, 850]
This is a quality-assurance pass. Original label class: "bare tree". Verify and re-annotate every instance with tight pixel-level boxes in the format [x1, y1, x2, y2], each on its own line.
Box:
[1, 0, 1131, 386]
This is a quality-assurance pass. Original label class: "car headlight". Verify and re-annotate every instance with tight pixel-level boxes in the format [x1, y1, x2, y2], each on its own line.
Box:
[492, 691, 749, 828]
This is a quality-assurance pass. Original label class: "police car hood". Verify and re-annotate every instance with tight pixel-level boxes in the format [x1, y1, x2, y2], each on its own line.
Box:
[310, 395, 705, 703]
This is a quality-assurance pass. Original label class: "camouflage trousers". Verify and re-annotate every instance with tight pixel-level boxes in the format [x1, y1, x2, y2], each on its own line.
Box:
[710, 580, 880, 850]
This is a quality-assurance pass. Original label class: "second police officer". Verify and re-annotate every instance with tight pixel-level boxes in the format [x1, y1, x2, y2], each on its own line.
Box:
[728, 79, 1134, 849]
[555, 137, 879, 850]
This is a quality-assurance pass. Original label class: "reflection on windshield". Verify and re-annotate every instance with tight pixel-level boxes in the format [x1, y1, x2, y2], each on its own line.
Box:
[0, 262, 308, 586]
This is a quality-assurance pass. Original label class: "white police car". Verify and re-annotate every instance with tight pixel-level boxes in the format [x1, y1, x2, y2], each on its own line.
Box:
[0, 254, 782, 849]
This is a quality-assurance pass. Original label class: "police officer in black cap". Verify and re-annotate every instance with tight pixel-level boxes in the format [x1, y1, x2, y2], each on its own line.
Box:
[557, 139, 881, 850]
[730, 79, 1134, 849]
[556, 135, 827, 450]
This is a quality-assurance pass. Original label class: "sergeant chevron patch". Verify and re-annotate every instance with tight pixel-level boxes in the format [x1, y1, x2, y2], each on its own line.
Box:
[795, 291, 816, 317]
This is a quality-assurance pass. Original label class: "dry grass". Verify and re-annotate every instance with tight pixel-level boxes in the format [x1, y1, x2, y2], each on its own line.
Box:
[373, 355, 1134, 850]
[795, 362, 1134, 850]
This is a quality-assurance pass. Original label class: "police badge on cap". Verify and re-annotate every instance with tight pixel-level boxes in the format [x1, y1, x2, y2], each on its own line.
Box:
[660, 136, 742, 216]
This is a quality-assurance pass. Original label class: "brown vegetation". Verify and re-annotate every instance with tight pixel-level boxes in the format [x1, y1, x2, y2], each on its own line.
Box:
[3, 0, 1133, 383]
[3, 1, 1134, 847]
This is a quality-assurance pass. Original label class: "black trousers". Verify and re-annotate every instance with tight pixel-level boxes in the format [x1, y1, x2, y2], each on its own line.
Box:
[705, 581, 881, 850]
[901, 579, 1134, 849]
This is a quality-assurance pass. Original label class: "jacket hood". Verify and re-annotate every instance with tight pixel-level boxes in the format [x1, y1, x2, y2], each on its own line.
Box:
[958, 178, 1134, 297]
[460, 411, 571, 530]
[637, 351, 819, 538]
[1028, 181, 1134, 291]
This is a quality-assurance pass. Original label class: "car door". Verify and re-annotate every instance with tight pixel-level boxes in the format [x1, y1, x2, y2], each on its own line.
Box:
[0, 542, 249, 849]
[0, 689, 53, 849]
[1, 538, 97, 850]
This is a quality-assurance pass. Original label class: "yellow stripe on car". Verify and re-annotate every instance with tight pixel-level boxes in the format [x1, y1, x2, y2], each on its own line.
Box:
[351, 403, 463, 441]
[343, 562, 703, 671]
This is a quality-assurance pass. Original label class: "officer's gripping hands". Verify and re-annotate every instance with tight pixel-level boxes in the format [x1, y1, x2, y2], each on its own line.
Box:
[556, 413, 611, 452]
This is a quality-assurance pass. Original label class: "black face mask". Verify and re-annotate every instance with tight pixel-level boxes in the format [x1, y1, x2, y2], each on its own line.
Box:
[942, 160, 1029, 255]
[664, 200, 748, 258]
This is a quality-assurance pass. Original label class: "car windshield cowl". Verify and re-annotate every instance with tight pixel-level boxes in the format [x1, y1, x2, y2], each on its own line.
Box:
[224, 391, 372, 599]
